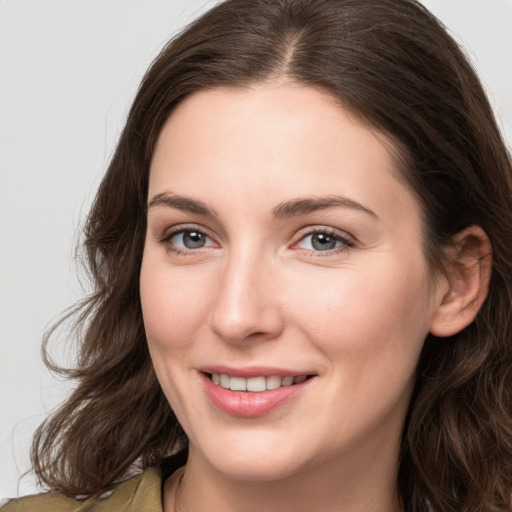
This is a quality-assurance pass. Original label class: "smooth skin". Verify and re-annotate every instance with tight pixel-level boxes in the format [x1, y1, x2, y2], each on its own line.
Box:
[140, 82, 491, 512]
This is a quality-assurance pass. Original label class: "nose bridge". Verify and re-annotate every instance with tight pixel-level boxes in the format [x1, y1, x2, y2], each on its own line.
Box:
[209, 241, 282, 344]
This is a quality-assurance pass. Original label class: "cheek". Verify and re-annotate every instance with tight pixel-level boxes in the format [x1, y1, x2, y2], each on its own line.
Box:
[139, 256, 213, 420]
[290, 258, 433, 369]
[289, 260, 433, 438]
[140, 259, 211, 354]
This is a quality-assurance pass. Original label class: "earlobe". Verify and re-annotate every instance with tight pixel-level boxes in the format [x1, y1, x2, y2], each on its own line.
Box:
[429, 225, 492, 338]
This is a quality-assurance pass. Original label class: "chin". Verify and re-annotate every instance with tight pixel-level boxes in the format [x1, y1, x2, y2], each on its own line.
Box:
[212, 455, 304, 482]
[190, 431, 312, 482]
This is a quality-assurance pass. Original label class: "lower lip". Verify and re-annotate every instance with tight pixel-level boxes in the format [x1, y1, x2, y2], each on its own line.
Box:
[201, 373, 313, 418]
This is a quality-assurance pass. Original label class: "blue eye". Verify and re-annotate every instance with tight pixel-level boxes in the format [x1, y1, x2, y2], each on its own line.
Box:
[297, 230, 353, 252]
[165, 229, 214, 251]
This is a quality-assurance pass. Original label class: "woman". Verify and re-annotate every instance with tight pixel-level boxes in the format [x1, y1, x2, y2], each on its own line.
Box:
[3, 0, 511, 510]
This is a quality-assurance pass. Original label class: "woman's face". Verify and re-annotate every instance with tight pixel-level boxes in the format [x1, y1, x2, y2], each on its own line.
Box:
[140, 83, 444, 481]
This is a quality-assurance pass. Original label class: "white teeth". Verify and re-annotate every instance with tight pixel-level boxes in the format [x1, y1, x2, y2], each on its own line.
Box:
[229, 376, 247, 391]
[210, 373, 308, 392]
[266, 375, 282, 390]
[246, 376, 266, 392]
[281, 376, 294, 386]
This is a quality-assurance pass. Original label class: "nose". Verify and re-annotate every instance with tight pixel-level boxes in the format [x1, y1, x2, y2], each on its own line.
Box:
[208, 251, 284, 345]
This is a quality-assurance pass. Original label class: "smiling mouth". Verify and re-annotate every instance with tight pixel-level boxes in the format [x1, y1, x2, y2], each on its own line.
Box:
[206, 373, 313, 392]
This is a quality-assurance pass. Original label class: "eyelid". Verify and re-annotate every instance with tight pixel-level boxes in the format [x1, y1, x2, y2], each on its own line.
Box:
[159, 223, 219, 253]
[159, 223, 208, 241]
[291, 226, 355, 254]
[157, 223, 355, 256]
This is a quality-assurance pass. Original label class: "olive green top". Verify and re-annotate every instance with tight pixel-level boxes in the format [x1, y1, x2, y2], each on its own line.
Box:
[0, 447, 188, 512]
[1, 465, 164, 512]
[0, 450, 190, 512]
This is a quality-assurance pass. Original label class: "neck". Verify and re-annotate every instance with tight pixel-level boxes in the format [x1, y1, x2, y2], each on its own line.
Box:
[165, 443, 402, 512]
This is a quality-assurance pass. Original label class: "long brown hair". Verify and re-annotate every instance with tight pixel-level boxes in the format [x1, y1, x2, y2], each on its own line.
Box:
[32, 1, 512, 510]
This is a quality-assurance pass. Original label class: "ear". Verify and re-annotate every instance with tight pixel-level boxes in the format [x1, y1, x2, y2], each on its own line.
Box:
[429, 225, 492, 337]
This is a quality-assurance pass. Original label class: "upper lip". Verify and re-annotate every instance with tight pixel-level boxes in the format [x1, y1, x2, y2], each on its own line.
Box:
[199, 365, 316, 378]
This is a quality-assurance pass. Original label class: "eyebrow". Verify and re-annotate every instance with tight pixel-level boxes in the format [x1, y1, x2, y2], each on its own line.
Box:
[147, 192, 377, 220]
[147, 192, 217, 217]
[272, 196, 378, 219]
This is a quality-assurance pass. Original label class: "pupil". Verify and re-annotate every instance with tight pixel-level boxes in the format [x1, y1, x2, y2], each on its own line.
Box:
[312, 233, 336, 251]
[183, 231, 205, 248]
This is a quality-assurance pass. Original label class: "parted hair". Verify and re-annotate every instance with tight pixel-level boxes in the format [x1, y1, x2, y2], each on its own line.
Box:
[32, 1, 512, 510]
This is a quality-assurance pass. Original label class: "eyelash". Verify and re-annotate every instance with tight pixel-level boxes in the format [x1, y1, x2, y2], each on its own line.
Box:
[294, 228, 355, 256]
[159, 226, 355, 257]
[159, 225, 216, 256]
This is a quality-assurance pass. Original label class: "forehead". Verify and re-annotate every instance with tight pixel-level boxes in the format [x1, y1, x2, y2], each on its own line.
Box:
[149, 83, 419, 224]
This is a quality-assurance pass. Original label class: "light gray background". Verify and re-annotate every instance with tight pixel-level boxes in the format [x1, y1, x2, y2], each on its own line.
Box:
[1, 0, 511, 498]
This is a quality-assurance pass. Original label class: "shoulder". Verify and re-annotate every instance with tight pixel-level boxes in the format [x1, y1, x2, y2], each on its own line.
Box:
[0, 466, 163, 512]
